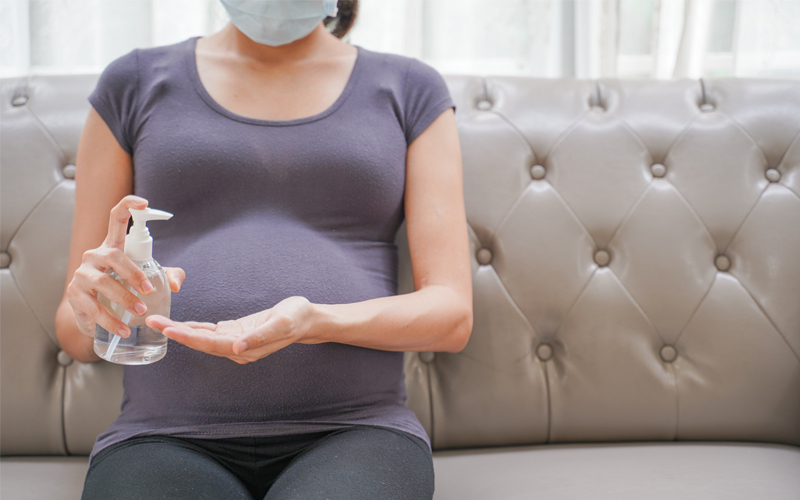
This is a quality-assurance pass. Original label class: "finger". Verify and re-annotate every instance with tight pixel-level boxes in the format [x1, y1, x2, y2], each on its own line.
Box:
[162, 326, 235, 356]
[68, 293, 104, 337]
[77, 294, 132, 338]
[146, 316, 218, 334]
[72, 263, 146, 317]
[145, 315, 188, 332]
[105, 195, 148, 248]
[89, 269, 148, 317]
[164, 267, 186, 293]
[160, 326, 193, 344]
[184, 321, 217, 329]
[148, 317, 217, 337]
[90, 247, 153, 295]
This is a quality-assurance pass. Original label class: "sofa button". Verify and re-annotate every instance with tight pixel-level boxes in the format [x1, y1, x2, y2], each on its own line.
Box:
[700, 103, 714, 112]
[12, 95, 28, 106]
[0, 251, 10, 269]
[476, 248, 493, 266]
[594, 249, 610, 267]
[536, 343, 553, 361]
[57, 350, 73, 366]
[419, 351, 436, 364]
[63, 164, 76, 179]
[530, 165, 546, 180]
[766, 168, 781, 182]
[660, 345, 677, 362]
[651, 163, 666, 178]
[476, 100, 492, 111]
[715, 254, 731, 272]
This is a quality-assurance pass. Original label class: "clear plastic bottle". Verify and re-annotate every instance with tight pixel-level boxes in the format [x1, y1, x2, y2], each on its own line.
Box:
[94, 259, 170, 364]
[93, 207, 173, 365]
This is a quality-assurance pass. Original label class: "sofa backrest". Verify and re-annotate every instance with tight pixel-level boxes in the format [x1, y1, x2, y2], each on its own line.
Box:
[2, 75, 799, 456]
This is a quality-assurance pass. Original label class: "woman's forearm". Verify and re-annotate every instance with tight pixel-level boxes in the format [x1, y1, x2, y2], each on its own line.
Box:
[56, 299, 102, 363]
[303, 285, 472, 353]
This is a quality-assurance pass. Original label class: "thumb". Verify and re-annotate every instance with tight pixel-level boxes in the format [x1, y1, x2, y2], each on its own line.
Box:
[164, 267, 186, 292]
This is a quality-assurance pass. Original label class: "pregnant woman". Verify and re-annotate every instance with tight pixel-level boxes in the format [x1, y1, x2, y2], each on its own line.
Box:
[55, 1, 472, 499]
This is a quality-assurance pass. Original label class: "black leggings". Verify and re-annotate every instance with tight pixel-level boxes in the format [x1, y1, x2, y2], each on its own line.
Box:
[82, 426, 434, 500]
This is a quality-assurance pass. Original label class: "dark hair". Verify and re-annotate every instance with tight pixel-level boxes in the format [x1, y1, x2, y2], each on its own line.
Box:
[324, 0, 359, 39]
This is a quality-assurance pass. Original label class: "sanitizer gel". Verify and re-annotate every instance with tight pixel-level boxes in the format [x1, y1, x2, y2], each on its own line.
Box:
[94, 207, 173, 365]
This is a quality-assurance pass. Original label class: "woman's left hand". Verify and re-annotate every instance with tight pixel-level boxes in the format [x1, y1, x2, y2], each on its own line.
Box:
[145, 296, 314, 364]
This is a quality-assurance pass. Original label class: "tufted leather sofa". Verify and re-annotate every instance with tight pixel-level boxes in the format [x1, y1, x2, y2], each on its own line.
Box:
[2, 73, 800, 499]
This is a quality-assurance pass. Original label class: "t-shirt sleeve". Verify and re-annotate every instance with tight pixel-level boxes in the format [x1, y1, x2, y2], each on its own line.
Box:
[402, 58, 455, 146]
[88, 49, 140, 155]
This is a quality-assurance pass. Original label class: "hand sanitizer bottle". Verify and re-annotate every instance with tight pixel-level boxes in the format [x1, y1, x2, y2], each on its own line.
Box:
[94, 207, 173, 365]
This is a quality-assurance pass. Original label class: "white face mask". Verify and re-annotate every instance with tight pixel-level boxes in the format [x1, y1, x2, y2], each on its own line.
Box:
[220, 0, 339, 46]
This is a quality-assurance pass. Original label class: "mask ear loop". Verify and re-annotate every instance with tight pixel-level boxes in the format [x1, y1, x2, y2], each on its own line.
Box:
[324, 0, 338, 17]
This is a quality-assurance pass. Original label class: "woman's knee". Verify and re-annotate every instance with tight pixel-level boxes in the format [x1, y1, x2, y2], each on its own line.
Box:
[82, 437, 252, 500]
[265, 427, 434, 500]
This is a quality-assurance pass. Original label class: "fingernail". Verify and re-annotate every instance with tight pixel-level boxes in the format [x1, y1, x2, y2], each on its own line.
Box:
[117, 328, 129, 338]
[134, 302, 147, 315]
[142, 281, 153, 293]
[238, 342, 248, 353]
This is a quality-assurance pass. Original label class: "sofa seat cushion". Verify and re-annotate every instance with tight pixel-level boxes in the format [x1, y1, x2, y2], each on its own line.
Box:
[432, 442, 800, 499]
[1, 457, 88, 500]
[4, 442, 799, 499]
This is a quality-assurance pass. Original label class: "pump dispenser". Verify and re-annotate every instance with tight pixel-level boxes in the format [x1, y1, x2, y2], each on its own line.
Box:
[125, 208, 173, 261]
[94, 207, 173, 364]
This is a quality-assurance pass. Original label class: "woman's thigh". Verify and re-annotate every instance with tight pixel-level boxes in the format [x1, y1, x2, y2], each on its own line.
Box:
[82, 436, 253, 500]
[265, 427, 434, 500]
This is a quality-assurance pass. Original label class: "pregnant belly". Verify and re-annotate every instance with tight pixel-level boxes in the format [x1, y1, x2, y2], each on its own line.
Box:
[121, 213, 404, 425]
[154, 212, 397, 324]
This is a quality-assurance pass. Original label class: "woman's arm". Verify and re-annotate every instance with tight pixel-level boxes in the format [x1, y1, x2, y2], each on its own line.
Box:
[55, 108, 184, 363]
[305, 107, 472, 353]
[147, 108, 472, 361]
[56, 108, 136, 362]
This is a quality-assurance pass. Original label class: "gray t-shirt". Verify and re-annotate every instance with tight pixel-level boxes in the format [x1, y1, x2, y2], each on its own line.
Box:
[88, 37, 454, 459]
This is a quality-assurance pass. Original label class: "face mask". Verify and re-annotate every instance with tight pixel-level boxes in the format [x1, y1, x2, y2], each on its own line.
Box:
[221, 0, 339, 46]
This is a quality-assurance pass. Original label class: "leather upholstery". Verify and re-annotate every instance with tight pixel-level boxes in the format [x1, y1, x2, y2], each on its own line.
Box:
[1, 74, 798, 497]
[1, 457, 88, 500]
[404, 77, 800, 450]
[1, 75, 123, 456]
[432, 442, 800, 500]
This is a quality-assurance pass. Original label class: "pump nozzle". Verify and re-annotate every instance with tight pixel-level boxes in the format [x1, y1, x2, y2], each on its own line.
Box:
[125, 208, 173, 261]
[130, 207, 172, 222]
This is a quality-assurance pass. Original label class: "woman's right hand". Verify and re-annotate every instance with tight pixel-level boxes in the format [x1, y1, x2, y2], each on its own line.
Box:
[64, 195, 178, 338]
[57, 108, 187, 361]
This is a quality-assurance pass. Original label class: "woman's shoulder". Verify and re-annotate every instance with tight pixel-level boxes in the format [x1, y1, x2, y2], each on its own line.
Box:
[135, 38, 194, 72]
[356, 46, 447, 91]
[99, 38, 193, 82]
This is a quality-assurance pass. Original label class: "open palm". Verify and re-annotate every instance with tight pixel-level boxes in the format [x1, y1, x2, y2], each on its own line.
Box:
[145, 296, 313, 364]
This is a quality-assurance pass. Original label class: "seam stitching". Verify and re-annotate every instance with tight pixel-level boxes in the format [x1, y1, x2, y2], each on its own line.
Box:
[543, 358, 552, 444]
[61, 365, 69, 455]
[722, 183, 770, 255]
[551, 267, 598, 343]
[775, 127, 800, 170]
[607, 268, 665, 345]
[674, 274, 718, 346]
[733, 276, 800, 366]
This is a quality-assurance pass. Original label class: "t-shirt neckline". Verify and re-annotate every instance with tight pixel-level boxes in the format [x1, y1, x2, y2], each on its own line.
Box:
[185, 36, 364, 127]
